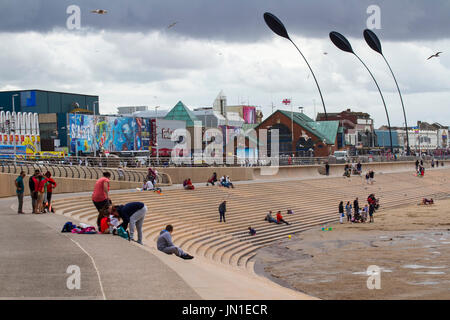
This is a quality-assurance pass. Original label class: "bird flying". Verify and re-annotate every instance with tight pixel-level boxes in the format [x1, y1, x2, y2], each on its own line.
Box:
[167, 22, 178, 29]
[91, 9, 107, 14]
[427, 52, 443, 60]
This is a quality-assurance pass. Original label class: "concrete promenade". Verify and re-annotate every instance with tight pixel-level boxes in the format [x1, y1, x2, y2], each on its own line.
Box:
[1, 193, 313, 300]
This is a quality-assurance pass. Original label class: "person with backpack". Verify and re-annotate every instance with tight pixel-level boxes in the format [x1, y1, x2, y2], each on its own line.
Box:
[157, 225, 193, 260]
[219, 200, 227, 223]
[15, 171, 26, 214]
[29, 170, 40, 214]
[110, 202, 147, 245]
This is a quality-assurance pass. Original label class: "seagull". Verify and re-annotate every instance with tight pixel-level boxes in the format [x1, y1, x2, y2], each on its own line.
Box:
[323, 52, 328, 55]
[167, 22, 178, 29]
[427, 52, 443, 60]
[91, 9, 108, 14]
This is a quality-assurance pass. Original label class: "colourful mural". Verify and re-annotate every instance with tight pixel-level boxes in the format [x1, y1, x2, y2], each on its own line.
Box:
[69, 114, 150, 154]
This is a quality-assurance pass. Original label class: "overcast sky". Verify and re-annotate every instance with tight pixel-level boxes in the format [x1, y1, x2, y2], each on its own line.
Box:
[0, 0, 449, 127]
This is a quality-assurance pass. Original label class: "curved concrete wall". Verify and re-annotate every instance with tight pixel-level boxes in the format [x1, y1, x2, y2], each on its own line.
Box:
[0, 173, 141, 198]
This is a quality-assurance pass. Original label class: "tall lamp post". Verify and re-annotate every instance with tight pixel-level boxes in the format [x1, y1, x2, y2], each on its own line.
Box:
[363, 29, 410, 155]
[12, 94, 19, 165]
[329, 31, 393, 154]
[93, 101, 98, 158]
[264, 12, 328, 119]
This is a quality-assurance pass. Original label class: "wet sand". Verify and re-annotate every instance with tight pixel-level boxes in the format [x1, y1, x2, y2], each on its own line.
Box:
[254, 198, 450, 299]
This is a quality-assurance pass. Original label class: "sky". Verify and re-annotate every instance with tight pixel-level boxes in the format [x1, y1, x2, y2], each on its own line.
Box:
[0, 0, 449, 127]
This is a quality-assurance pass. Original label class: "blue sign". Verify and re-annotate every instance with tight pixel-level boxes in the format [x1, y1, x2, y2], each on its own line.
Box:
[20, 91, 36, 107]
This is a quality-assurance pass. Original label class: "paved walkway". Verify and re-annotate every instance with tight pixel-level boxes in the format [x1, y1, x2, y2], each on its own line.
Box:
[2, 196, 313, 300]
[0, 197, 199, 300]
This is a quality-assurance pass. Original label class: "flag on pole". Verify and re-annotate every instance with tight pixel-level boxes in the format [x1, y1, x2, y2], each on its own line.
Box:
[282, 99, 291, 105]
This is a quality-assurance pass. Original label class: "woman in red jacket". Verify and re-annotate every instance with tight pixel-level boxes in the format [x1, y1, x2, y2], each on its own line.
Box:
[44, 171, 57, 212]
[276, 211, 290, 225]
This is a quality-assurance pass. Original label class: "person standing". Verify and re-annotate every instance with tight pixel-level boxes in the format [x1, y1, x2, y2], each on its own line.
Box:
[339, 201, 344, 224]
[219, 200, 227, 223]
[353, 197, 359, 218]
[110, 202, 147, 245]
[415, 159, 419, 171]
[44, 171, 56, 212]
[356, 162, 362, 175]
[157, 225, 193, 259]
[15, 171, 26, 214]
[92, 172, 111, 212]
[345, 201, 352, 222]
[29, 169, 40, 214]
[325, 162, 330, 176]
[369, 203, 375, 223]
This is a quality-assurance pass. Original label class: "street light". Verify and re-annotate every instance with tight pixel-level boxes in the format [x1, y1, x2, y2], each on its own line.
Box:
[264, 12, 328, 119]
[93, 101, 98, 158]
[363, 29, 410, 155]
[12, 94, 18, 165]
[329, 31, 393, 154]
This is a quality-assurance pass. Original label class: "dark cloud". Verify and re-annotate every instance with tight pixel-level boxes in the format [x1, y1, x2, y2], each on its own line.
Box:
[0, 0, 449, 42]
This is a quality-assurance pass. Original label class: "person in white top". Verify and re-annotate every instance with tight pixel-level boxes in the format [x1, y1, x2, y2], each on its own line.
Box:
[143, 179, 154, 191]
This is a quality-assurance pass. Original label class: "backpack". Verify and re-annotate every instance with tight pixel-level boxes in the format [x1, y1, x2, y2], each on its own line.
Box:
[117, 226, 130, 241]
[61, 222, 75, 233]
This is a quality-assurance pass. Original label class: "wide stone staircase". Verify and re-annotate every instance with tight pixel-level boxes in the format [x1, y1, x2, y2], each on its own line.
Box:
[52, 168, 450, 274]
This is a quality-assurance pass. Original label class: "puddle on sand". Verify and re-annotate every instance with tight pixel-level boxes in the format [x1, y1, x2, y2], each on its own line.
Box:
[431, 252, 441, 255]
[408, 281, 440, 286]
[413, 271, 446, 275]
[352, 268, 392, 275]
[402, 265, 446, 269]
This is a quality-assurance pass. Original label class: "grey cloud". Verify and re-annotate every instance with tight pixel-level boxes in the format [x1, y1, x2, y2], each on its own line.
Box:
[0, 0, 449, 42]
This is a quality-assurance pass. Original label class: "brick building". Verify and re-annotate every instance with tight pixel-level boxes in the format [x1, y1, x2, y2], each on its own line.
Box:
[256, 110, 339, 157]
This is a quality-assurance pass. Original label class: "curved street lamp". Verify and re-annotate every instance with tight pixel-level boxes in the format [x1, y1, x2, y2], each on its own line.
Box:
[263, 12, 327, 119]
[329, 31, 393, 153]
[363, 29, 410, 155]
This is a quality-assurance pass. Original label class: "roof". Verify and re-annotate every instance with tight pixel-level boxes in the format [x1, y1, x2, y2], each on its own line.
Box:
[278, 110, 339, 144]
[164, 101, 200, 127]
[374, 130, 401, 148]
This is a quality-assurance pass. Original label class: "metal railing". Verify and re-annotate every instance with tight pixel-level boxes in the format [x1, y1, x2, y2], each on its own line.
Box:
[0, 159, 163, 184]
[3, 154, 449, 169]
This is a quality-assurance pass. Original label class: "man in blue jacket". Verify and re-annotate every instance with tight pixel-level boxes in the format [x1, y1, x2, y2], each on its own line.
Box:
[110, 202, 147, 245]
[157, 225, 193, 260]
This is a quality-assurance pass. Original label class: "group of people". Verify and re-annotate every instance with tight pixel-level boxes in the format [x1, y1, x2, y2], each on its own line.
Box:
[206, 172, 235, 188]
[15, 169, 57, 214]
[365, 170, 375, 184]
[415, 160, 425, 177]
[264, 210, 292, 225]
[339, 194, 379, 224]
[92, 171, 194, 260]
[343, 162, 363, 177]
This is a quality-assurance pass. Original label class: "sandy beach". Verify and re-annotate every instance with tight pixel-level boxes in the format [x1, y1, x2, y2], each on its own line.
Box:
[255, 197, 450, 300]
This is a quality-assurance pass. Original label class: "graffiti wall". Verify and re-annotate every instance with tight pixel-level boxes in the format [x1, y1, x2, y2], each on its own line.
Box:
[68, 114, 152, 154]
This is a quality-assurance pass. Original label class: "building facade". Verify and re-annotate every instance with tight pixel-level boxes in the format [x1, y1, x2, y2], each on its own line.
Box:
[256, 110, 339, 157]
